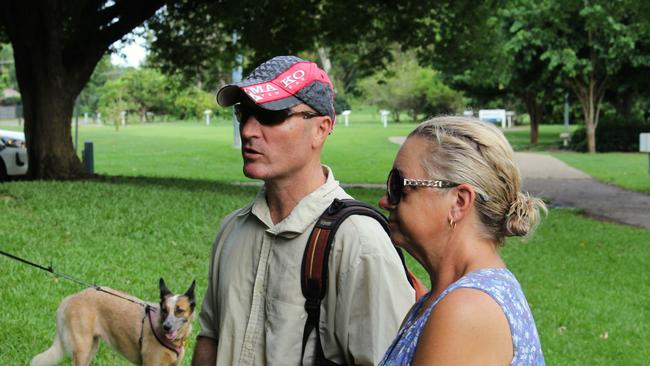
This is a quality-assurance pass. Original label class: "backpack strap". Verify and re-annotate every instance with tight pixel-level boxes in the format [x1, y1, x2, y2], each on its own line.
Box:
[300, 198, 426, 365]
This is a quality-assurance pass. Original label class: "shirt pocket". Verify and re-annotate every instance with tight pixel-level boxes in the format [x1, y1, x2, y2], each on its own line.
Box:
[265, 296, 308, 365]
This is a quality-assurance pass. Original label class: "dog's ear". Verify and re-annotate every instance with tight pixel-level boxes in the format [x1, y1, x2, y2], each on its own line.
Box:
[185, 280, 196, 309]
[159, 277, 172, 300]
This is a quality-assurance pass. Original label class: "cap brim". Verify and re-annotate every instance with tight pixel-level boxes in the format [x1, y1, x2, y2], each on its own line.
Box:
[217, 85, 303, 111]
[216, 85, 249, 107]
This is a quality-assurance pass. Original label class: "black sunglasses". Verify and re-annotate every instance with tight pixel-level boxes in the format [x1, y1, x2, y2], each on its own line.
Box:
[234, 103, 322, 126]
[386, 168, 460, 205]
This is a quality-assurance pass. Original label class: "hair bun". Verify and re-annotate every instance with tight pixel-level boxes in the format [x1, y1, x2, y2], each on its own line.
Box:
[504, 192, 547, 237]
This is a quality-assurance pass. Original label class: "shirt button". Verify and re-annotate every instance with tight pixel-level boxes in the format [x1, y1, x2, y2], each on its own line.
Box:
[246, 343, 253, 350]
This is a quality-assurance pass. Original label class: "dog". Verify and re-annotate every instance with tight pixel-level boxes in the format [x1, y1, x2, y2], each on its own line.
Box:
[31, 278, 196, 366]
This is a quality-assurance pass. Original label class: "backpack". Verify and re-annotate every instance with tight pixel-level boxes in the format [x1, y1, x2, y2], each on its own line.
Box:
[300, 198, 428, 366]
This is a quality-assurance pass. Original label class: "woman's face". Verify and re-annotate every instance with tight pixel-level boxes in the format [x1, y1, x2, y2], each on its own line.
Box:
[379, 136, 453, 257]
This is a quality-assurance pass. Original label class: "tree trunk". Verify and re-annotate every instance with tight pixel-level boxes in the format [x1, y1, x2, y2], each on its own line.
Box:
[522, 92, 541, 145]
[20, 78, 88, 179]
[1, 0, 165, 179]
[570, 75, 607, 154]
[4, 2, 91, 179]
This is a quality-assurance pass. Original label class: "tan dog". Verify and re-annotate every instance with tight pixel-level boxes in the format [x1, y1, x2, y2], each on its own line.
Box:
[31, 278, 195, 366]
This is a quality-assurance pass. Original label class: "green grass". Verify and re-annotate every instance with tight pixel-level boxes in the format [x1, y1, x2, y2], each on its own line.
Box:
[74, 117, 418, 184]
[1, 118, 649, 364]
[502, 209, 650, 365]
[552, 152, 650, 194]
[1, 181, 648, 365]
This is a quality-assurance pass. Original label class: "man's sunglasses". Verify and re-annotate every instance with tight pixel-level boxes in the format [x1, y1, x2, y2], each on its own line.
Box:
[386, 168, 460, 205]
[234, 103, 322, 126]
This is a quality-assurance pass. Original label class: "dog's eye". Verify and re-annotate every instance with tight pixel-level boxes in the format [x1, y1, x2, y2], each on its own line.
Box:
[175, 306, 184, 315]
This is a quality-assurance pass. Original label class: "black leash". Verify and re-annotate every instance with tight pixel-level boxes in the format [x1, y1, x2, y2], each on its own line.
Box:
[2, 249, 182, 356]
[0, 249, 148, 308]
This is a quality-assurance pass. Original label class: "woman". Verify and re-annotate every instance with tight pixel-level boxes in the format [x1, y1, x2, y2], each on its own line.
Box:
[379, 116, 546, 365]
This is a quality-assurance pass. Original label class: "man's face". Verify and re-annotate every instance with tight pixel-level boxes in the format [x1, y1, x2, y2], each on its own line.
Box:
[238, 103, 322, 182]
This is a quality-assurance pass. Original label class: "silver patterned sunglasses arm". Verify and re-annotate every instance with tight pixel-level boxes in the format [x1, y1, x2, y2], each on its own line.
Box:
[403, 178, 490, 201]
[402, 178, 459, 189]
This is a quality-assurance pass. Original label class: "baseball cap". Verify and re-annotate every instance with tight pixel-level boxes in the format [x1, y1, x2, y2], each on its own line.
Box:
[217, 56, 336, 122]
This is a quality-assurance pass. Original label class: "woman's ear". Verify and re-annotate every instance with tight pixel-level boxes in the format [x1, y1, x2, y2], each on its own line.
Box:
[449, 183, 477, 222]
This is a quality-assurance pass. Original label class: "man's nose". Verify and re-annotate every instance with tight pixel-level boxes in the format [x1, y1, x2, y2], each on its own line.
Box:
[240, 115, 261, 138]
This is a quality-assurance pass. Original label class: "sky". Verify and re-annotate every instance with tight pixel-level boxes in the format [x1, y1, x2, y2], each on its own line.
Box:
[110, 33, 147, 68]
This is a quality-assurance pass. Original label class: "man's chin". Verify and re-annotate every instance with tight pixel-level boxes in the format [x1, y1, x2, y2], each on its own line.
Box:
[243, 165, 267, 180]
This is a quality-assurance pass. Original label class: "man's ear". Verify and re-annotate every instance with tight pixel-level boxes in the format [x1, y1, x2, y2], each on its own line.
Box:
[185, 280, 197, 309]
[159, 277, 172, 300]
[312, 115, 334, 148]
[449, 183, 477, 223]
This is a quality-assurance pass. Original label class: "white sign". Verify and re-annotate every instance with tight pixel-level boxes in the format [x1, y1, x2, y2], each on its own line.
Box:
[640, 133, 650, 152]
[479, 109, 507, 128]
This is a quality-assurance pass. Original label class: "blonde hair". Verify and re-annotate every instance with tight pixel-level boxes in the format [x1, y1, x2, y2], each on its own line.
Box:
[409, 116, 547, 245]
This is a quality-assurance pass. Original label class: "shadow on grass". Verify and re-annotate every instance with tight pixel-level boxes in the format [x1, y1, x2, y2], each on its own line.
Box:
[95, 174, 260, 194]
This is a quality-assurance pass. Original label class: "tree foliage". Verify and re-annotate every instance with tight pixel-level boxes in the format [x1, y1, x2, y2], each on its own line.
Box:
[0, 44, 17, 92]
[96, 67, 219, 123]
[0, 0, 166, 179]
[515, 0, 650, 152]
[147, 1, 461, 91]
[359, 49, 464, 122]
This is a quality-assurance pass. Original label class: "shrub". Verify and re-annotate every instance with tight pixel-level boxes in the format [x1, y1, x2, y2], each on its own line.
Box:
[173, 86, 220, 120]
[335, 93, 351, 113]
[0, 96, 21, 106]
[569, 116, 650, 152]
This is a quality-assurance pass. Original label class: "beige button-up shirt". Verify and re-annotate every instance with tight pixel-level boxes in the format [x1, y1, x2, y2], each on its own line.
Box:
[198, 167, 415, 365]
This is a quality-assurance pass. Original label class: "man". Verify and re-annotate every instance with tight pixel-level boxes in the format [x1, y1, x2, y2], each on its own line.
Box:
[192, 56, 414, 366]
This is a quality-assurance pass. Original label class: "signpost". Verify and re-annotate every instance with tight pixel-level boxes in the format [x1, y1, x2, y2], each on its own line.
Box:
[379, 110, 389, 128]
[204, 109, 212, 126]
[640, 133, 650, 174]
[342, 110, 351, 127]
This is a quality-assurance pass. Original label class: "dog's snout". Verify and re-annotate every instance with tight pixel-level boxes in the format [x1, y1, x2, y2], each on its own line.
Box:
[163, 322, 172, 331]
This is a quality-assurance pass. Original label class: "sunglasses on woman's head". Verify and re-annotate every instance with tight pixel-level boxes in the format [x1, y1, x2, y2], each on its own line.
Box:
[386, 168, 460, 205]
[234, 103, 322, 126]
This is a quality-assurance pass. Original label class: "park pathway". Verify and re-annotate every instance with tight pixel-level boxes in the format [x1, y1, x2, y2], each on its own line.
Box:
[385, 137, 650, 229]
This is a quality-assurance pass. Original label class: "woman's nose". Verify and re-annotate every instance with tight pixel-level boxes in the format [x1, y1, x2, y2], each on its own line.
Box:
[378, 192, 394, 210]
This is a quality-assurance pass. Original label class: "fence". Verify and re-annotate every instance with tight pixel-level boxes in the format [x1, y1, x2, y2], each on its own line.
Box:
[0, 105, 22, 119]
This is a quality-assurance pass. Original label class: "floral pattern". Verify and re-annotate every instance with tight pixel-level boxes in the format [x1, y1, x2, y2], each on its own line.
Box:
[380, 268, 545, 365]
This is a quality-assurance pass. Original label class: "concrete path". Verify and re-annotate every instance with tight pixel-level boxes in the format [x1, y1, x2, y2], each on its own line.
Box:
[516, 153, 650, 229]
[387, 137, 650, 229]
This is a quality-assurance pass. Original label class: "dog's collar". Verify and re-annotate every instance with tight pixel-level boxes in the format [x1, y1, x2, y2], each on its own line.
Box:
[145, 306, 183, 357]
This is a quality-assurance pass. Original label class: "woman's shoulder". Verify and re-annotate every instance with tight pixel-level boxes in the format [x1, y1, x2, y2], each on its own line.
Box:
[414, 288, 513, 364]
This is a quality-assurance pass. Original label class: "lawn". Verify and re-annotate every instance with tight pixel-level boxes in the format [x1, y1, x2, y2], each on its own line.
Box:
[552, 152, 650, 194]
[1, 118, 649, 365]
[1, 181, 649, 365]
[72, 117, 417, 184]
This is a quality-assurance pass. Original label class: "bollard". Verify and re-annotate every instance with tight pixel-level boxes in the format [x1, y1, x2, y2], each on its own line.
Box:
[379, 110, 390, 128]
[342, 110, 351, 127]
[82, 141, 94, 174]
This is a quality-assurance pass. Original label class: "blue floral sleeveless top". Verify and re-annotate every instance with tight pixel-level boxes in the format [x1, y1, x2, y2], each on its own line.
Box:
[380, 268, 545, 365]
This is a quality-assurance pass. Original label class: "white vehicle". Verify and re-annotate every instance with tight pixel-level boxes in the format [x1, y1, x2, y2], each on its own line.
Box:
[0, 129, 28, 180]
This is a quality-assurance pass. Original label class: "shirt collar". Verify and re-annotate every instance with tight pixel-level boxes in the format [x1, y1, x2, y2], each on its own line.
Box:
[250, 165, 344, 237]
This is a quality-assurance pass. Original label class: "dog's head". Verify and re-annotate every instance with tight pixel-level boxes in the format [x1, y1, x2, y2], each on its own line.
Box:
[158, 278, 196, 342]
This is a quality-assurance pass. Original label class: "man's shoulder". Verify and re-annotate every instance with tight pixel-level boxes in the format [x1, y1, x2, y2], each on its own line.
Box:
[333, 213, 394, 257]
[217, 202, 254, 231]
